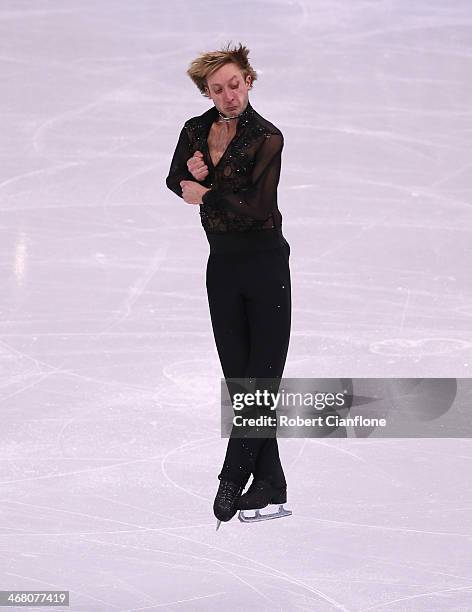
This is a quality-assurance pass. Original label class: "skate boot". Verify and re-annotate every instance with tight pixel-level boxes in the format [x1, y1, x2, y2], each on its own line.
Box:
[213, 479, 244, 531]
[237, 479, 292, 523]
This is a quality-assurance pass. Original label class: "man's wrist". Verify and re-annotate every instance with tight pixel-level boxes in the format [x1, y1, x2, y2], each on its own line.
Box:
[202, 187, 215, 205]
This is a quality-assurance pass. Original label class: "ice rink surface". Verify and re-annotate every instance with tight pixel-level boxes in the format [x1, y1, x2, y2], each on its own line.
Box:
[1, 0, 472, 610]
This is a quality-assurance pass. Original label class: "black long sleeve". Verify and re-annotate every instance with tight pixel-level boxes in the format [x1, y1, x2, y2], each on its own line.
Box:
[202, 133, 283, 221]
[165, 126, 194, 198]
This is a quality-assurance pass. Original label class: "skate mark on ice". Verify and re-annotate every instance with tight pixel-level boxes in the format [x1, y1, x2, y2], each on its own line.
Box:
[309, 440, 409, 488]
[80, 534, 283, 607]
[160, 436, 215, 502]
[294, 513, 472, 538]
[359, 582, 472, 612]
[6, 570, 118, 609]
[162, 531, 353, 611]
[124, 591, 226, 611]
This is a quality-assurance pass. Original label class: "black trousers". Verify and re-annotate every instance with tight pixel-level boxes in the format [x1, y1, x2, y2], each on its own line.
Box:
[206, 238, 291, 489]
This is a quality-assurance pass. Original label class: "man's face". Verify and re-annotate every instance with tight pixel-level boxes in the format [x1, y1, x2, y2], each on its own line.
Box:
[205, 62, 252, 117]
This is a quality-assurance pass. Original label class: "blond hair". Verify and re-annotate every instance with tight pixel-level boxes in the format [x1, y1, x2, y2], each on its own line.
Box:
[187, 41, 258, 97]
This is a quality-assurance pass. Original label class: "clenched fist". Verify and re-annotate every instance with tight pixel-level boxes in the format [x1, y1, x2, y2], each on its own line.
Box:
[187, 150, 209, 182]
[180, 180, 209, 205]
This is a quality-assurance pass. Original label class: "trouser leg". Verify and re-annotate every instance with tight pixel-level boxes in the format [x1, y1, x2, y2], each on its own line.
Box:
[243, 245, 291, 487]
[206, 252, 253, 485]
[206, 244, 291, 487]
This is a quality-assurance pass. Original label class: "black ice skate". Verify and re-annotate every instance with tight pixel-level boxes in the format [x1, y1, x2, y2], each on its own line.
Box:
[213, 479, 244, 531]
[237, 478, 292, 523]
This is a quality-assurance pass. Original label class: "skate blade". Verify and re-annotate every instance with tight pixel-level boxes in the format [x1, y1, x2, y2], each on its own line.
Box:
[238, 504, 292, 523]
[216, 519, 221, 531]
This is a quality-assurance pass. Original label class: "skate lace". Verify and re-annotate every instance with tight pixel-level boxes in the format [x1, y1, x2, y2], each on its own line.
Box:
[219, 481, 241, 503]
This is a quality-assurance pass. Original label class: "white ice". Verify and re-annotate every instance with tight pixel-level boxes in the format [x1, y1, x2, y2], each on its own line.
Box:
[1, 0, 472, 610]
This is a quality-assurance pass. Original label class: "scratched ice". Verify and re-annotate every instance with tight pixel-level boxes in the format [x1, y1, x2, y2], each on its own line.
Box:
[1, 0, 472, 611]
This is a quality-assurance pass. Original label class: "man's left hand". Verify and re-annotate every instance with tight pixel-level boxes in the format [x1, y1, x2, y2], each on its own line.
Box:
[180, 180, 209, 205]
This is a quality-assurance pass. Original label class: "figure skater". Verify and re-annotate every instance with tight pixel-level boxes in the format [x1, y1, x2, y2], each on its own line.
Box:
[166, 42, 292, 529]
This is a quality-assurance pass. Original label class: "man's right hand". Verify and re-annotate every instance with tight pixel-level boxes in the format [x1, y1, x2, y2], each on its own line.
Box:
[187, 150, 209, 182]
